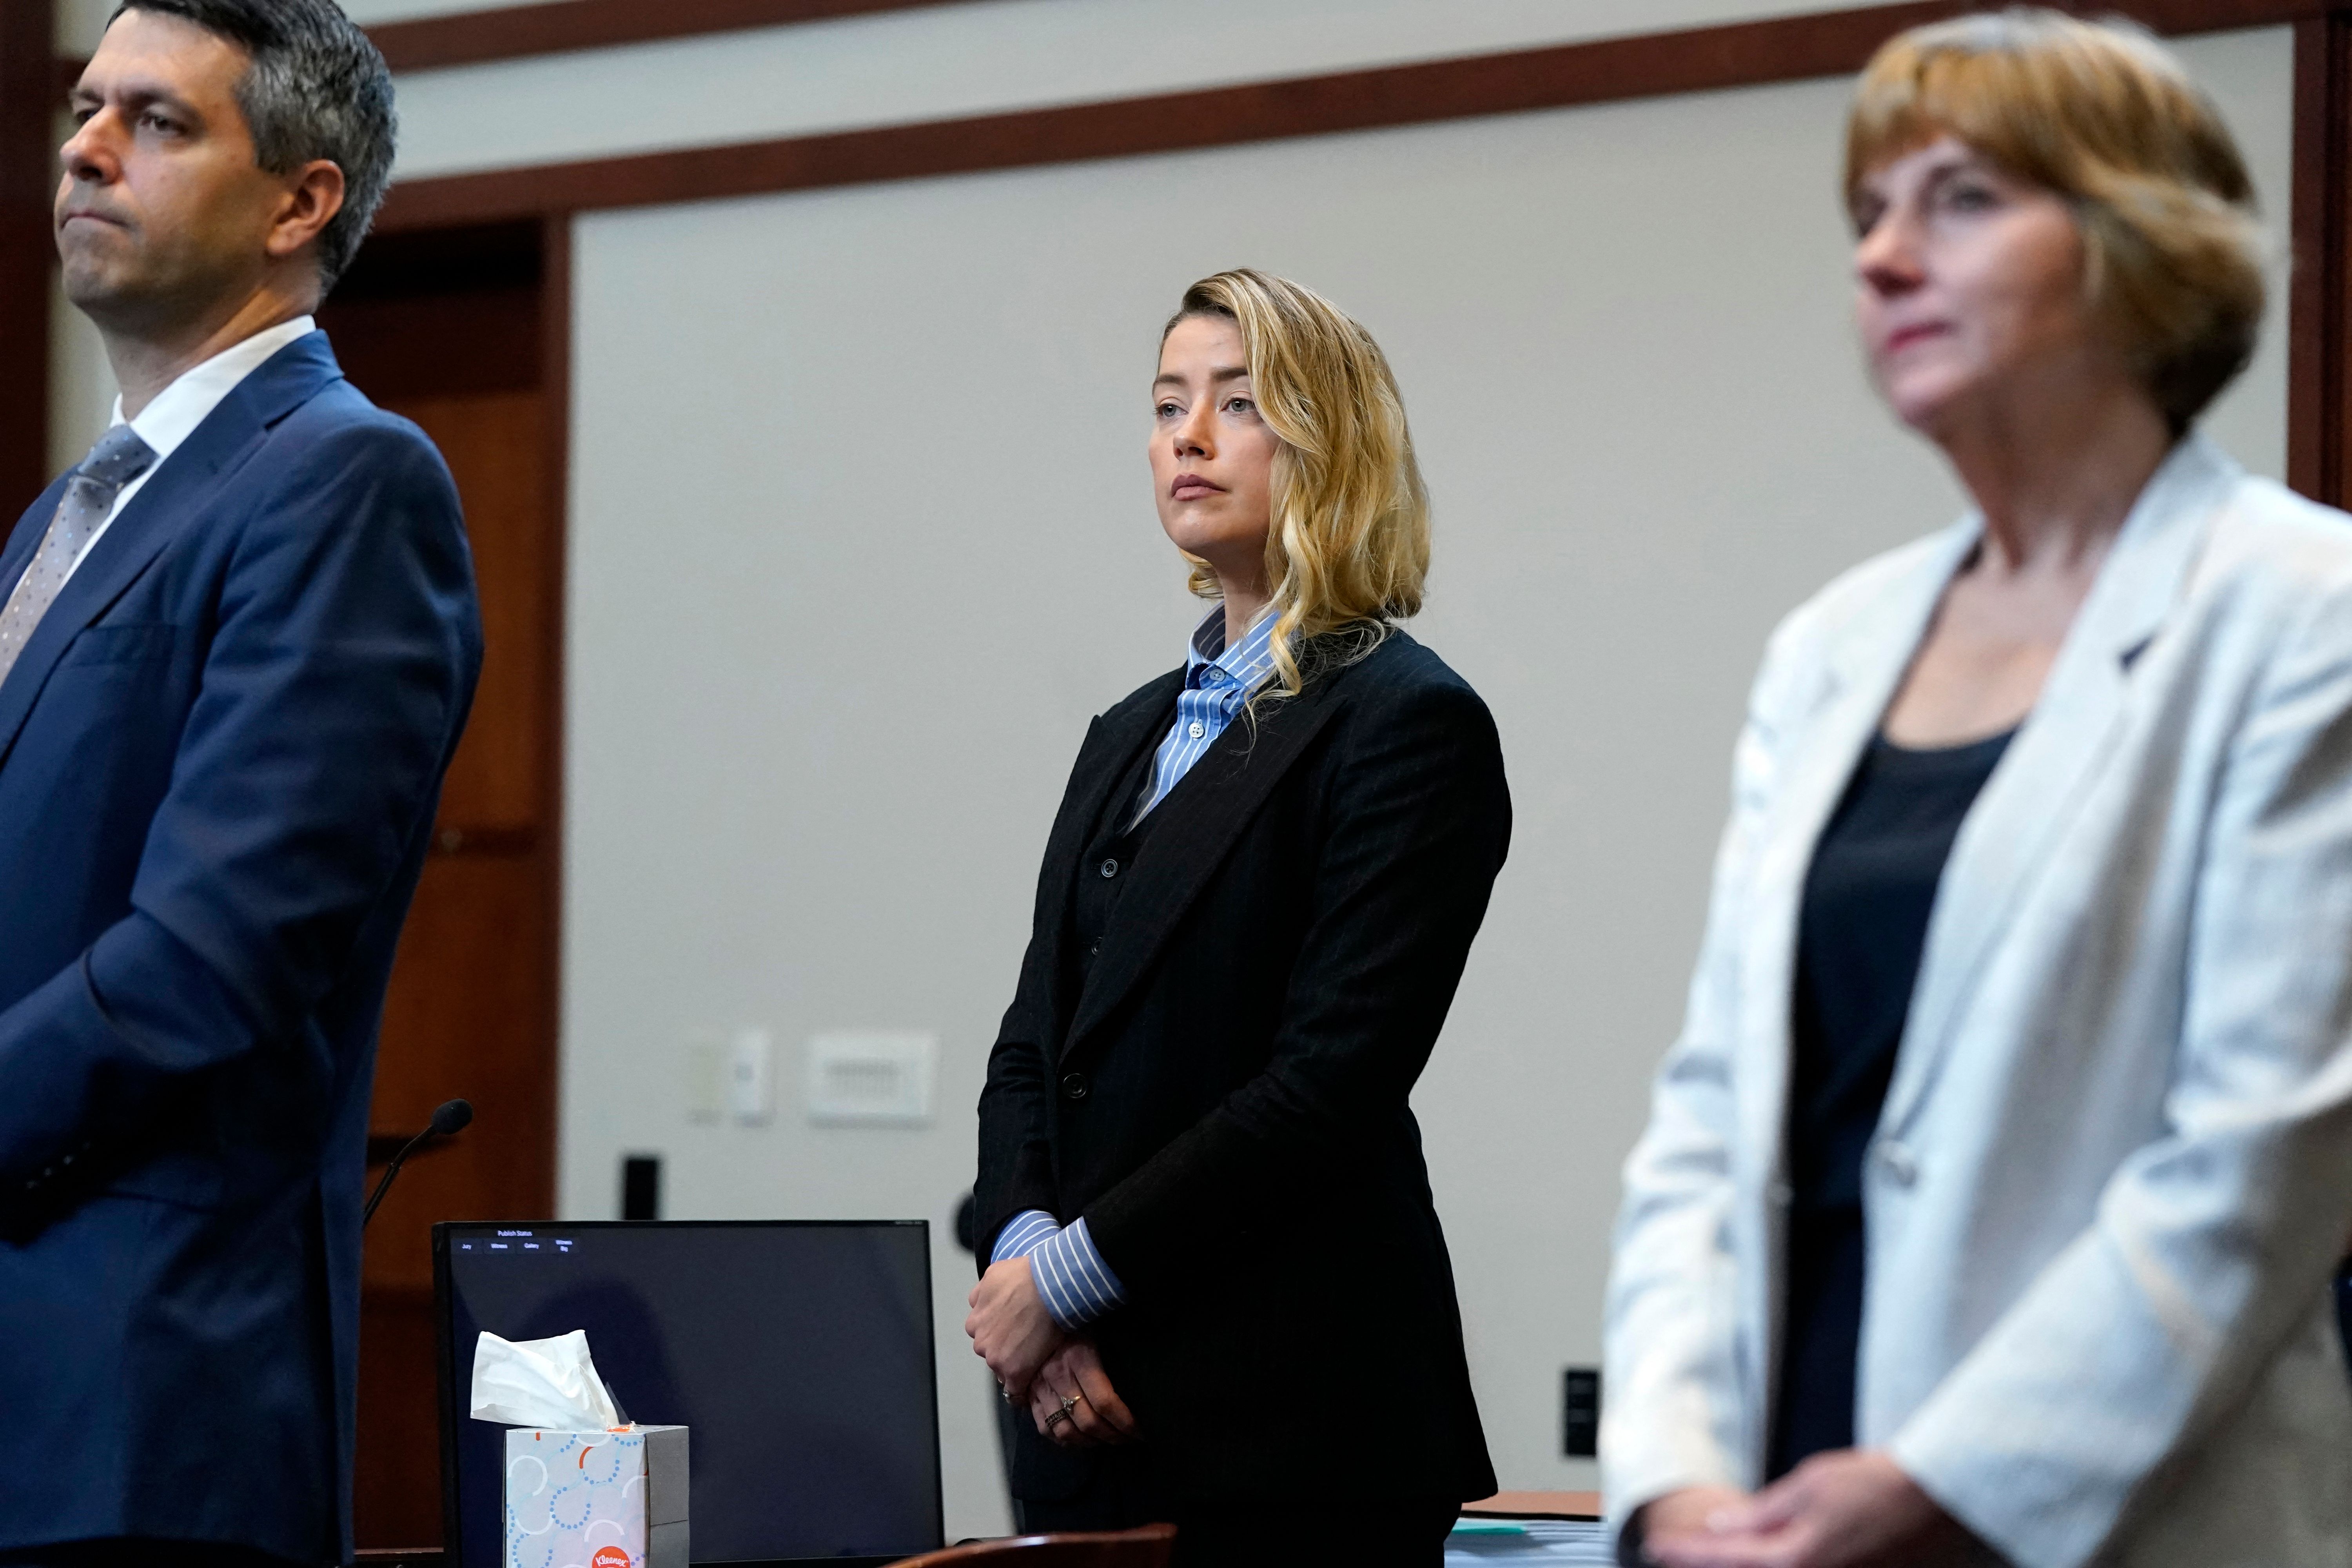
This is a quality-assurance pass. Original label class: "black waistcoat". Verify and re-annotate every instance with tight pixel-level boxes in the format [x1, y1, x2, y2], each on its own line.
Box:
[1062, 705, 1176, 1016]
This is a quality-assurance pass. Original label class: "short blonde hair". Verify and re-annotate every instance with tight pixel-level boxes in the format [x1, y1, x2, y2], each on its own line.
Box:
[1165, 269, 1429, 699]
[1846, 8, 2265, 430]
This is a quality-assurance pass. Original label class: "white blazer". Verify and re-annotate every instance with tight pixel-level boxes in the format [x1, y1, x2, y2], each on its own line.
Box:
[1602, 436, 2352, 1568]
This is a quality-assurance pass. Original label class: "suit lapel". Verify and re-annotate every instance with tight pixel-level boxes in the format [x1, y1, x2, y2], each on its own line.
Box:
[0, 333, 343, 771]
[1060, 656, 1353, 1063]
[1736, 524, 1977, 1172]
[1882, 436, 2232, 1134]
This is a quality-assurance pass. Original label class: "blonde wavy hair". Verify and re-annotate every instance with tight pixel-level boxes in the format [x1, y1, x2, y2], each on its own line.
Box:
[1164, 269, 1430, 701]
[1847, 8, 2265, 432]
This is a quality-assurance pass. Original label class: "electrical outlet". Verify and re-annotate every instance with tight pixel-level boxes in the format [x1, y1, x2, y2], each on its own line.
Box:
[1563, 1366, 1601, 1458]
[683, 1033, 725, 1124]
[727, 1027, 773, 1124]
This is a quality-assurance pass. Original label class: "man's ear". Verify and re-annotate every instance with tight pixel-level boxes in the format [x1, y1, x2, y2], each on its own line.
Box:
[265, 158, 346, 266]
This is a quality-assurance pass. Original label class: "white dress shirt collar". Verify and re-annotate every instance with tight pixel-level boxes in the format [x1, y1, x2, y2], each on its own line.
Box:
[111, 314, 316, 464]
[56, 315, 318, 588]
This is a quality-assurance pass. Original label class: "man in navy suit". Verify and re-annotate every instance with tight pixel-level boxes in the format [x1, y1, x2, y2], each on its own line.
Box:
[0, 2, 479, 1563]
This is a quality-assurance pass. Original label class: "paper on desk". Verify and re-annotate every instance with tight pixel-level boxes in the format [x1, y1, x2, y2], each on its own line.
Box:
[468, 1328, 624, 1428]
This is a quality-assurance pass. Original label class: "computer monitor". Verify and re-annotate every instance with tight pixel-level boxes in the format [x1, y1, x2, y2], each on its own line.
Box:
[434, 1220, 944, 1567]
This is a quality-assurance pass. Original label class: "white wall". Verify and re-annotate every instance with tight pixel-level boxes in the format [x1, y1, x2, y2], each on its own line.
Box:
[559, 25, 2293, 1543]
[43, 0, 1873, 475]
[62, 0, 1905, 166]
[374, 0, 1851, 180]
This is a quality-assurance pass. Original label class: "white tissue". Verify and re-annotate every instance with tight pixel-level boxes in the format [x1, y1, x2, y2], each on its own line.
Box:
[468, 1329, 625, 1429]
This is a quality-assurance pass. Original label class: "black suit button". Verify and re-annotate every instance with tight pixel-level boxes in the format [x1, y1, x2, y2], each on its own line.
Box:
[1061, 1073, 1090, 1102]
[1099, 858, 1118, 878]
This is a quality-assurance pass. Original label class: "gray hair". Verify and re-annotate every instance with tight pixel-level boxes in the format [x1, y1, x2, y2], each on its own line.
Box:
[113, 0, 396, 290]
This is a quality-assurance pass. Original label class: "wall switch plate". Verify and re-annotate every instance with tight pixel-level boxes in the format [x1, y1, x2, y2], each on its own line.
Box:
[727, 1028, 773, 1124]
[1563, 1366, 1602, 1458]
[805, 1031, 937, 1125]
[683, 1034, 726, 1124]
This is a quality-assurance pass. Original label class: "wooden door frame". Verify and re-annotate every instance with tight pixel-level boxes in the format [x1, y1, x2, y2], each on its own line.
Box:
[326, 213, 572, 1546]
[2, 0, 53, 512]
[2294, 11, 2352, 506]
[535, 207, 572, 1176]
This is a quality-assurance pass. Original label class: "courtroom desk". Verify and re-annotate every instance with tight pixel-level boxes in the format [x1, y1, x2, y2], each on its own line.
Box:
[1461, 1492, 1602, 1520]
[356, 1550, 444, 1566]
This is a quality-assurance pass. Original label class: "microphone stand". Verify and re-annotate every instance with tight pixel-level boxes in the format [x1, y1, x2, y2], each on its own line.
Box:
[363, 1098, 473, 1229]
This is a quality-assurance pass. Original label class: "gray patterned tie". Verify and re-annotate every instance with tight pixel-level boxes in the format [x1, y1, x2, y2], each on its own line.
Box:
[0, 424, 158, 686]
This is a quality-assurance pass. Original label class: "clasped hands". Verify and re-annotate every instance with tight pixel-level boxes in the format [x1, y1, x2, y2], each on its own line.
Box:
[964, 1256, 1139, 1447]
[1638, 1451, 1982, 1568]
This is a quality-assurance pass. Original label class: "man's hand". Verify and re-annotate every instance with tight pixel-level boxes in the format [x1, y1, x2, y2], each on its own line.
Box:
[1028, 1339, 1140, 1447]
[1642, 1451, 1979, 1568]
[964, 1256, 1063, 1401]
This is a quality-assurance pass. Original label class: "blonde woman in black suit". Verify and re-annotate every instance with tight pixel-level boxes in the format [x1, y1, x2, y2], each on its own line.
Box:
[966, 270, 1510, 1566]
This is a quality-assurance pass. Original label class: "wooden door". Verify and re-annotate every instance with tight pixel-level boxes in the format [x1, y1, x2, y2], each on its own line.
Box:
[318, 219, 566, 1549]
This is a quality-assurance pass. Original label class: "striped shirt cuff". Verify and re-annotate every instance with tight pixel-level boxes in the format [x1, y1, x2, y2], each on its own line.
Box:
[988, 1208, 1127, 1330]
[991, 1208, 1062, 1266]
[1030, 1217, 1127, 1329]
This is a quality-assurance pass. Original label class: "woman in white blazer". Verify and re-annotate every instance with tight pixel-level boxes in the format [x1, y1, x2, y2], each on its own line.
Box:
[1604, 14, 2352, 1568]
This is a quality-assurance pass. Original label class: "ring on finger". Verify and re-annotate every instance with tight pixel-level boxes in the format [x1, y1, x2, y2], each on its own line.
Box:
[1044, 1407, 1073, 1433]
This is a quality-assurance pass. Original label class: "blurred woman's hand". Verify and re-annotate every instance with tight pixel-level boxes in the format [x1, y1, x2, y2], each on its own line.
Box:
[1637, 1486, 1753, 1558]
[1644, 1451, 1977, 1568]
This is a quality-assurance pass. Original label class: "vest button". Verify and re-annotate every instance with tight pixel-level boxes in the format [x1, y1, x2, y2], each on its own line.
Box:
[1060, 1073, 1090, 1102]
[1099, 858, 1118, 878]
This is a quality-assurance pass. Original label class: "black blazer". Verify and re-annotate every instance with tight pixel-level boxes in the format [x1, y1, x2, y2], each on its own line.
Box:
[976, 628, 1509, 1508]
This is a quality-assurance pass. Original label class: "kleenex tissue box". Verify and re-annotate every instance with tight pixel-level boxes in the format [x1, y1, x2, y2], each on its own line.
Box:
[503, 1424, 688, 1568]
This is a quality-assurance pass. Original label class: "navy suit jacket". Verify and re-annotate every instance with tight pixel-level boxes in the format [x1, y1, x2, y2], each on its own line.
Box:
[0, 332, 481, 1563]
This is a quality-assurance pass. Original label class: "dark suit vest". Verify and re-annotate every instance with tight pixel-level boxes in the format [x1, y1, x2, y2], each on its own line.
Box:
[1059, 702, 1176, 1057]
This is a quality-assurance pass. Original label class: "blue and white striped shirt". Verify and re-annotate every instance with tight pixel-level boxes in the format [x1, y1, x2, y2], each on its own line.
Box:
[992, 1211, 1125, 1330]
[993, 602, 1286, 1330]
[1135, 602, 1284, 822]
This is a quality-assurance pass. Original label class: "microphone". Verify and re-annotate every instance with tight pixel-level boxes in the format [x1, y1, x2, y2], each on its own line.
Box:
[363, 1098, 473, 1229]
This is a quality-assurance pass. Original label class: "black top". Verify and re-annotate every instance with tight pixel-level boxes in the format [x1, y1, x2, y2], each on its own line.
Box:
[975, 632, 1509, 1510]
[1770, 727, 2012, 1477]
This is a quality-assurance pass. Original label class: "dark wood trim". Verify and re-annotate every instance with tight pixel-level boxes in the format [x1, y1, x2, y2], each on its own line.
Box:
[370, 0, 985, 73]
[530, 207, 570, 1224]
[53, 0, 983, 77]
[376, 0, 2319, 232]
[4, 0, 55, 511]
[2290, 11, 2352, 503]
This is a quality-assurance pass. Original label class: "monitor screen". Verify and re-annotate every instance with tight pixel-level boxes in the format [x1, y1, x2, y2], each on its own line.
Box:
[435, 1220, 944, 1566]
